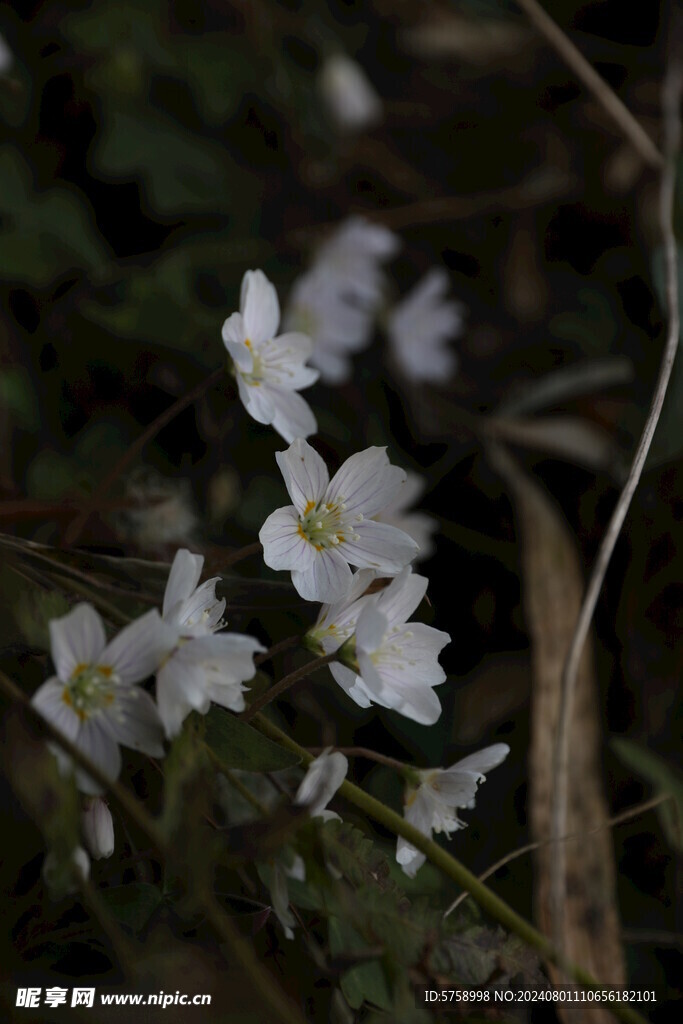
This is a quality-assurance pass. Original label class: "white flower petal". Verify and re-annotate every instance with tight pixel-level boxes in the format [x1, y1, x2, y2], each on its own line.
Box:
[49, 604, 106, 682]
[291, 546, 352, 603]
[101, 609, 175, 685]
[444, 744, 510, 779]
[103, 687, 165, 756]
[73, 718, 122, 795]
[260, 506, 317, 571]
[82, 797, 115, 860]
[269, 387, 317, 443]
[156, 655, 207, 739]
[295, 749, 348, 816]
[355, 604, 388, 653]
[374, 568, 427, 628]
[163, 549, 204, 619]
[240, 270, 280, 344]
[235, 374, 275, 425]
[396, 787, 434, 877]
[275, 438, 329, 514]
[341, 519, 418, 574]
[31, 677, 81, 743]
[327, 447, 406, 517]
[329, 663, 374, 708]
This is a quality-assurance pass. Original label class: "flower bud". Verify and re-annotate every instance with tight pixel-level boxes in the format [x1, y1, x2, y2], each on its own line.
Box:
[82, 797, 115, 860]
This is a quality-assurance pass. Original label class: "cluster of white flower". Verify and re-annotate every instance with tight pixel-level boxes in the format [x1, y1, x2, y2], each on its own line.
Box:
[31, 548, 263, 863]
[31, 245, 503, 908]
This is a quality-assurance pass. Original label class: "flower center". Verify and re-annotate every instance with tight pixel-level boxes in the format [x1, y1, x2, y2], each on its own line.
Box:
[63, 663, 118, 721]
[298, 498, 355, 551]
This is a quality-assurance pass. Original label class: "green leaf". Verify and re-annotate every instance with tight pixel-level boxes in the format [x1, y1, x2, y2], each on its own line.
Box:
[0, 148, 109, 286]
[203, 707, 300, 772]
[99, 883, 163, 931]
[612, 739, 683, 851]
[329, 917, 392, 1011]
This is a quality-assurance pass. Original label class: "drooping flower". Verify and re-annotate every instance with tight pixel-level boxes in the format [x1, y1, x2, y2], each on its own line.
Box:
[295, 748, 348, 820]
[156, 549, 264, 738]
[284, 268, 377, 385]
[221, 269, 319, 442]
[396, 744, 510, 878]
[82, 797, 115, 860]
[374, 470, 437, 561]
[318, 53, 382, 132]
[267, 853, 306, 940]
[387, 269, 464, 383]
[31, 604, 171, 794]
[259, 439, 419, 603]
[329, 568, 450, 724]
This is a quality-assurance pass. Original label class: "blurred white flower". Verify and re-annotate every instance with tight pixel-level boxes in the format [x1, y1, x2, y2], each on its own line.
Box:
[387, 269, 464, 382]
[268, 853, 306, 940]
[330, 568, 450, 724]
[118, 472, 198, 552]
[82, 797, 115, 860]
[284, 268, 376, 384]
[222, 269, 318, 442]
[156, 549, 264, 738]
[295, 748, 348, 820]
[315, 217, 399, 309]
[374, 470, 438, 561]
[396, 744, 510, 877]
[318, 53, 382, 132]
[43, 846, 90, 898]
[31, 604, 170, 794]
[260, 438, 418, 603]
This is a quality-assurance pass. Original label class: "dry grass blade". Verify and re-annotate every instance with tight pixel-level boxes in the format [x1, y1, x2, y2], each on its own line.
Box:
[491, 444, 625, 1024]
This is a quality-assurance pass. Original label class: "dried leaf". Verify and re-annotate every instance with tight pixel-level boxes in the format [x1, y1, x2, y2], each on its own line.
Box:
[491, 445, 625, 1022]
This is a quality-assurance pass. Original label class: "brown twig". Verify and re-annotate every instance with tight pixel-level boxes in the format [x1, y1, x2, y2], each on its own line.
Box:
[240, 652, 338, 723]
[63, 366, 225, 546]
[254, 635, 301, 666]
[444, 794, 671, 918]
[306, 746, 408, 772]
[515, 0, 664, 168]
[549, 39, 682, 957]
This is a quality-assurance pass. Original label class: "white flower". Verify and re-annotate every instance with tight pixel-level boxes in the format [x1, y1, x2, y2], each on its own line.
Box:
[222, 269, 319, 442]
[31, 605, 171, 795]
[329, 568, 450, 724]
[387, 269, 464, 383]
[259, 439, 419, 603]
[295, 749, 348, 820]
[118, 472, 197, 552]
[396, 744, 510, 878]
[307, 568, 377, 654]
[156, 549, 264, 738]
[314, 217, 399, 309]
[82, 797, 115, 860]
[319, 53, 382, 132]
[374, 470, 438, 561]
[284, 268, 376, 385]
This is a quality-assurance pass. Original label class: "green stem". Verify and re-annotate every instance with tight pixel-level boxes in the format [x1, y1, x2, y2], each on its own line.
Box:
[0, 670, 307, 1024]
[251, 714, 649, 1024]
[240, 652, 337, 723]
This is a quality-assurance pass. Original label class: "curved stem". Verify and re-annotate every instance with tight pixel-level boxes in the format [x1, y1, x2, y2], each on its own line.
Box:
[63, 366, 225, 546]
[550, 49, 682, 956]
[254, 634, 300, 666]
[444, 794, 671, 918]
[515, 0, 663, 168]
[251, 713, 650, 1024]
[0, 670, 306, 1024]
[213, 541, 263, 571]
[307, 746, 409, 772]
[241, 652, 337, 723]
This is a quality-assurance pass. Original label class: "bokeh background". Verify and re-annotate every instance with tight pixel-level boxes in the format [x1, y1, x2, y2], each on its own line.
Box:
[0, 1, 680, 1021]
